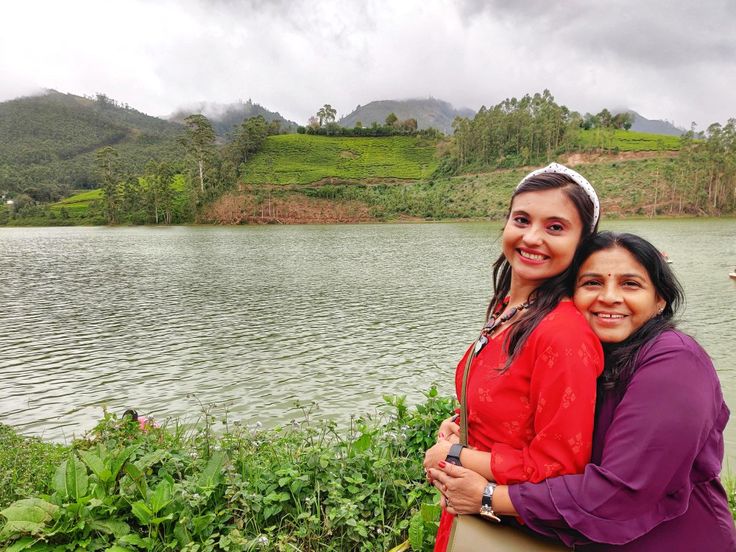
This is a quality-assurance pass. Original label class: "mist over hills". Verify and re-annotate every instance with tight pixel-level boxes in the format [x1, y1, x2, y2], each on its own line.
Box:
[168, 99, 298, 137]
[338, 98, 475, 134]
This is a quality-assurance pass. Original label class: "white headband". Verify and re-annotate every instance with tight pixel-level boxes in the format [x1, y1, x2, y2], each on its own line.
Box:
[516, 162, 600, 230]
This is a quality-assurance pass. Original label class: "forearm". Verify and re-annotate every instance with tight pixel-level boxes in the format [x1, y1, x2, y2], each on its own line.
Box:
[489, 485, 518, 516]
[457, 447, 494, 481]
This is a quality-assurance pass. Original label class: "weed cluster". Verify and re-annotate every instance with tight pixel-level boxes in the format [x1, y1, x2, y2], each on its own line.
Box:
[0, 388, 453, 551]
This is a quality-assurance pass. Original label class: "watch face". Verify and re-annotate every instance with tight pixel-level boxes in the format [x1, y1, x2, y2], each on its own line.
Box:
[445, 456, 461, 466]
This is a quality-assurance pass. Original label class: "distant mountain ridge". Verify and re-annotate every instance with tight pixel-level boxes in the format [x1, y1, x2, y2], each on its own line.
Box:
[168, 100, 298, 137]
[625, 110, 684, 136]
[338, 98, 475, 134]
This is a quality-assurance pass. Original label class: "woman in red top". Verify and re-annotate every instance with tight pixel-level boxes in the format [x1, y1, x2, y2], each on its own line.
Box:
[423, 163, 604, 551]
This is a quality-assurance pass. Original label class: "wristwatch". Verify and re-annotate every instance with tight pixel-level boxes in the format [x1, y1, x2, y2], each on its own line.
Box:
[479, 481, 501, 522]
[445, 443, 465, 466]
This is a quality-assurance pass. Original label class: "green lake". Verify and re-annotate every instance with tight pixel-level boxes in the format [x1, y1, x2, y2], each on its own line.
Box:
[1, 220, 735, 462]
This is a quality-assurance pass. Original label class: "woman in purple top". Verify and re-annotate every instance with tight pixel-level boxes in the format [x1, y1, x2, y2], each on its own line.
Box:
[429, 232, 736, 550]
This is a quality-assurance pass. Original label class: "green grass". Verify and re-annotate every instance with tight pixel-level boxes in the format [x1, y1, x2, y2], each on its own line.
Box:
[577, 129, 682, 151]
[0, 424, 68, 509]
[241, 134, 439, 185]
[49, 188, 103, 216]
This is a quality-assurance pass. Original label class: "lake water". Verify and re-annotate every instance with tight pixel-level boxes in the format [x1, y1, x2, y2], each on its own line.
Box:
[1, 220, 735, 463]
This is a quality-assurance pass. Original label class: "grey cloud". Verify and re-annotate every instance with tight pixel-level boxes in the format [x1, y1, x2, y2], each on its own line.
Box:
[457, 0, 736, 68]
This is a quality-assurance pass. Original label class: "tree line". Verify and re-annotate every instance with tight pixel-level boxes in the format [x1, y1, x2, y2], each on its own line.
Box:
[297, 104, 442, 138]
[439, 90, 639, 173]
[92, 114, 277, 224]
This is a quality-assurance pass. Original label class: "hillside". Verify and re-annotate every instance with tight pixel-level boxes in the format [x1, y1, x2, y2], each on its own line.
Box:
[338, 98, 474, 134]
[241, 134, 438, 184]
[0, 90, 185, 200]
[628, 111, 684, 136]
[168, 99, 298, 137]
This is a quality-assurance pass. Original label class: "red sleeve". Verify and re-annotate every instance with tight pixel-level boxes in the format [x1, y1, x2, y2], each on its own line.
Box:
[490, 306, 603, 484]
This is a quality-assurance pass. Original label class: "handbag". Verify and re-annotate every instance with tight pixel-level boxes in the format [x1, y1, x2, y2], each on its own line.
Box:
[445, 344, 569, 551]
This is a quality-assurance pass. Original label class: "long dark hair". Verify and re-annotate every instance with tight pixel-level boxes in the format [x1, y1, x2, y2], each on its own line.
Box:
[490, 171, 599, 369]
[569, 232, 685, 391]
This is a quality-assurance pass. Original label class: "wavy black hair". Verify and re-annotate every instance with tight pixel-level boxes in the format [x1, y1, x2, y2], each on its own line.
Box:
[569, 231, 685, 391]
[489, 171, 599, 370]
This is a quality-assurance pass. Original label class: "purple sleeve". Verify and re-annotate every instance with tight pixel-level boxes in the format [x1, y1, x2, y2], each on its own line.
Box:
[509, 333, 722, 547]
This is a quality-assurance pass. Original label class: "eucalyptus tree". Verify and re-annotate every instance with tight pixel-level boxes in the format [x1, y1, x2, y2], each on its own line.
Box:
[317, 104, 337, 126]
[181, 114, 217, 197]
[95, 146, 121, 224]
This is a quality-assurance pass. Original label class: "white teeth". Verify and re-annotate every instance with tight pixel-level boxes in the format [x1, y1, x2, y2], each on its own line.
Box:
[519, 250, 546, 261]
[597, 313, 624, 319]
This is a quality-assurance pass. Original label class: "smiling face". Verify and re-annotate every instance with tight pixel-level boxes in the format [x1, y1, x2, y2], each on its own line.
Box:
[573, 246, 666, 343]
[502, 187, 584, 292]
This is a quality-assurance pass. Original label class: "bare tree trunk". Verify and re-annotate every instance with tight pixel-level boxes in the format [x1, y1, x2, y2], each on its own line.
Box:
[198, 159, 204, 193]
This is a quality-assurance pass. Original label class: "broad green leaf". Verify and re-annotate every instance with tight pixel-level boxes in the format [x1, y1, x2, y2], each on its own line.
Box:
[6, 537, 56, 551]
[105, 546, 134, 552]
[407, 513, 424, 551]
[173, 522, 191, 546]
[137, 449, 167, 469]
[65, 455, 89, 501]
[79, 450, 111, 483]
[197, 451, 225, 489]
[52, 461, 68, 498]
[5, 537, 35, 552]
[123, 463, 148, 499]
[191, 513, 215, 535]
[1, 499, 58, 522]
[88, 519, 130, 537]
[0, 520, 45, 540]
[151, 513, 174, 525]
[148, 479, 173, 514]
[131, 501, 153, 525]
[109, 445, 137, 480]
[352, 433, 372, 454]
[420, 502, 442, 523]
[118, 533, 146, 547]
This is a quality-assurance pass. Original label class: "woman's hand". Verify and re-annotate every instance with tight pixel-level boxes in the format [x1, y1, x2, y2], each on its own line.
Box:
[424, 439, 453, 472]
[428, 462, 488, 516]
[437, 414, 461, 443]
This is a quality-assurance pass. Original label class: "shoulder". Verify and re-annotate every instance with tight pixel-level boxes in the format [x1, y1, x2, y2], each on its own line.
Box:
[634, 330, 717, 382]
[526, 301, 603, 367]
[534, 301, 596, 339]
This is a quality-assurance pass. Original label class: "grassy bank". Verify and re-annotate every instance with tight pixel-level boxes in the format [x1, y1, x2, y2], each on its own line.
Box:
[205, 157, 710, 224]
[2, 391, 735, 551]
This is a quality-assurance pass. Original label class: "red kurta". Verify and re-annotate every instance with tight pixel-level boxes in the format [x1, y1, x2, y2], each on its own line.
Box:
[434, 300, 603, 552]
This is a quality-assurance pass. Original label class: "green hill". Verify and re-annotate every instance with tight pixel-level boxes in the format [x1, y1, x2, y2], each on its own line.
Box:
[0, 90, 185, 201]
[241, 134, 439, 184]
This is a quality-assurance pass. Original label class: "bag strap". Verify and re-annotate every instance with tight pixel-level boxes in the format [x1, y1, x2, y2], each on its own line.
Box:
[459, 346, 477, 446]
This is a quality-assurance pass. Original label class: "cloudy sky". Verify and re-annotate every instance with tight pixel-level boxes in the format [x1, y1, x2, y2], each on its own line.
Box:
[2, 0, 734, 128]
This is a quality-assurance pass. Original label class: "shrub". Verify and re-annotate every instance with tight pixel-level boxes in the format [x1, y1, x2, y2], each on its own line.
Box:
[0, 388, 454, 551]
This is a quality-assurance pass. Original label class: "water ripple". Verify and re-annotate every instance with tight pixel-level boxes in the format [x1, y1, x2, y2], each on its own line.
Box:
[1, 222, 735, 464]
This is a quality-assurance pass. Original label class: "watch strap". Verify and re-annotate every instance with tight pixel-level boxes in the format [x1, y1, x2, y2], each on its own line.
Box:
[445, 443, 465, 466]
[480, 481, 501, 522]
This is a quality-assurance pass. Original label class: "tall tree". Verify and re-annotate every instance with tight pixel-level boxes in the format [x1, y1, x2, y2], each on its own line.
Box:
[95, 146, 120, 224]
[181, 114, 217, 196]
[316, 104, 337, 126]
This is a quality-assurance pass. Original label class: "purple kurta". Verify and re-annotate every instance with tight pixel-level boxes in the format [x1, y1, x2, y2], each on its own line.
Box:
[509, 330, 736, 550]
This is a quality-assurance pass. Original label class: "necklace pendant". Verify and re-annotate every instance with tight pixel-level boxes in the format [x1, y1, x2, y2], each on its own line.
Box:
[474, 335, 488, 354]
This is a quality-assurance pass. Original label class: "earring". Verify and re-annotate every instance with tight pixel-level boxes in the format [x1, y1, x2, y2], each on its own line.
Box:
[657, 307, 665, 316]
